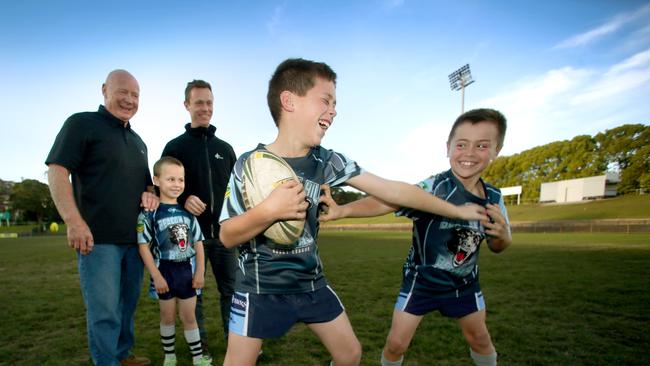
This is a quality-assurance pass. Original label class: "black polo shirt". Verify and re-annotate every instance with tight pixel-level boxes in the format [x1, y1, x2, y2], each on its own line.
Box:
[46, 105, 152, 244]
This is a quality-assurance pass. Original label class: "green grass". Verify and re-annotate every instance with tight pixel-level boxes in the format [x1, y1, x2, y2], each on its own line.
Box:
[324, 194, 650, 226]
[1, 233, 649, 365]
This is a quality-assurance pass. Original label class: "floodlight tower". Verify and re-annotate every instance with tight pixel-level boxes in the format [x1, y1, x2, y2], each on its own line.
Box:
[448, 64, 475, 113]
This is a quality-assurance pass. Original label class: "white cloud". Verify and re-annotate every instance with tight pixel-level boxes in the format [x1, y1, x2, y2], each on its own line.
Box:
[553, 3, 650, 49]
[572, 48, 650, 105]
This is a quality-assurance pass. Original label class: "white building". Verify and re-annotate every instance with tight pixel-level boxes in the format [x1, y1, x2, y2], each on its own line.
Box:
[539, 173, 620, 203]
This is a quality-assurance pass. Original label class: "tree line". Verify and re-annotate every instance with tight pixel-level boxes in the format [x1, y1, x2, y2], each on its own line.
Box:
[482, 124, 650, 202]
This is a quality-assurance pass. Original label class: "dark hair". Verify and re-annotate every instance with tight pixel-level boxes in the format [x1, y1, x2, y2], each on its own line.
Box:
[267, 58, 337, 126]
[153, 156, 184, 177]
[448, 108, 507, 148]
[184, 79, 212, 102]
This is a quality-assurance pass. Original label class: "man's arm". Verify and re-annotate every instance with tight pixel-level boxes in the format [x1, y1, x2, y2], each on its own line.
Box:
[141, 187, 159, 211]
[47, 164, 94, 254]
[345, 172, 488, 221]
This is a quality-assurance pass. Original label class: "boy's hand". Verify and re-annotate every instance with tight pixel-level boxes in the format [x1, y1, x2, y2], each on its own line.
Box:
[455, 203, 488, 221]
[152, 274, 169, 294]
[482, 203, 510, 241]
[192, 272, 205, 289]
[185, 195, 207, 216]
[318, 185, 342, 222]
[264, 180, 308, 221]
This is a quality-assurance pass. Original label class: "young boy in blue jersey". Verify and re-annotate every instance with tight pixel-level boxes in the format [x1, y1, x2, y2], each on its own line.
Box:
[320, 108, 512, 366]
[218, 58, 490, 366]
[137, 157, 212, 366]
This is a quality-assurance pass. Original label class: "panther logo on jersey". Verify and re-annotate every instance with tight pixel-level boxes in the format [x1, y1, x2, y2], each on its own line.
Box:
[169, 223, 190, 252]
[446, 227, 483, 267]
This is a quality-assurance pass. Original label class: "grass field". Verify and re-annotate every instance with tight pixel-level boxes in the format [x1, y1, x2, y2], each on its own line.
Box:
[1, 232, 649, 365]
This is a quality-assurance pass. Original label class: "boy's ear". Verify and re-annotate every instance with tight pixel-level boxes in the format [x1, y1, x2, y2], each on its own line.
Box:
[183, 100, 190, 111]
[152, 176, 160, 187]
[280, 91, 295, 112]
[446, 141, 451, 157]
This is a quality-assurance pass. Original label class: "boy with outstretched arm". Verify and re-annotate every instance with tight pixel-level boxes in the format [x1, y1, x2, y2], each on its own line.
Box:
[320, 108, 512, 366]
[137, 157, 211, 366]
[218, 58, 489, 366]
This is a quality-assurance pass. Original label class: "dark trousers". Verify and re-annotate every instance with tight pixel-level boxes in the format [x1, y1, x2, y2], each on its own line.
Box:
[196, 238, 237, 346]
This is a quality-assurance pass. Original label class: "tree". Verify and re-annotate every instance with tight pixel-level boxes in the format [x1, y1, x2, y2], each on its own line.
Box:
[482, 124, 649, 201]
[9, 179, 59, 226]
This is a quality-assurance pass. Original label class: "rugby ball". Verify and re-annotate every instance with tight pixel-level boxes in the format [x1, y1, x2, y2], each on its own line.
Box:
[242, 150, 305, 245]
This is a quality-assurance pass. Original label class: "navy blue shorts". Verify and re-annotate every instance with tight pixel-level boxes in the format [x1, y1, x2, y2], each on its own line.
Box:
[229, 285, 345, 338]
[395, 286, 486, 318]
[157, 260, 197, 300]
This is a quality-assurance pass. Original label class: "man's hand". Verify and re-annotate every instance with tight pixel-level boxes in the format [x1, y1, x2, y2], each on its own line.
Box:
[184, 195, 207, 216]
[67, 218, 94, 255]
[140, 191, 160, 211]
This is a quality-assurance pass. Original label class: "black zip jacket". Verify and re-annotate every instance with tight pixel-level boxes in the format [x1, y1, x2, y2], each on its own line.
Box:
[161, 123, 236, 240]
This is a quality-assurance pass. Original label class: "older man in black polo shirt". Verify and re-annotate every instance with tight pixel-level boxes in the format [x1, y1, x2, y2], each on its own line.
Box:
[46, 70, 158, 366]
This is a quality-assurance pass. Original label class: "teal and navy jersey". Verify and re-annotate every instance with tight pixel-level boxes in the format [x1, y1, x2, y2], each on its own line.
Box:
[137, 203, 204, 262]
[397, 169, 510, 295]
[220, 144, 363, 294]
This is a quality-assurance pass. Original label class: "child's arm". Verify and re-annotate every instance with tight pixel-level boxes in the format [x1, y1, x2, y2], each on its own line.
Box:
[192, 241, 205, 289]
[319, 185, 396, 222]
[484, 203, 512, 253]
[138, 244, 169, 294]
[220, 180, 309, 248]
[345, 172, 488, 221]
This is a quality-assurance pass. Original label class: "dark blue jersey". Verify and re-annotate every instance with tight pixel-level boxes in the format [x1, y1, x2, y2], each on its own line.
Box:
[137, 203, 204, 262]
[397, 170, 509, 294]
[220, 144, 363, 294]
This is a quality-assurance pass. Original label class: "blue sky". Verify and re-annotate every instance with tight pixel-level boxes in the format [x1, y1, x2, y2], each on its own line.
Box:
[1, 0, 649, 185]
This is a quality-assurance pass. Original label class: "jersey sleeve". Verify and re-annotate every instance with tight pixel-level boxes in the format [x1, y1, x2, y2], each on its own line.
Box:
[137, 210, 154, 244]
[45, 115, 88, 171]
[219, 156, 247, 223]
[323, 150, 363, 187]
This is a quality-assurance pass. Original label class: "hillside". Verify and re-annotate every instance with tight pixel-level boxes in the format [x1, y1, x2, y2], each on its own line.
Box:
[322, 194, 650, 226]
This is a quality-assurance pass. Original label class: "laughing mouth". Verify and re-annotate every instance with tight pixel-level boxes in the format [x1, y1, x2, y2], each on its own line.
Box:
[318, 119, 331, 130]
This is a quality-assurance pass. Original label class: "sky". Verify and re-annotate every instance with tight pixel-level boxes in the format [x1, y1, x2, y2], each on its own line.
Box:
[1, 0, 649, 185]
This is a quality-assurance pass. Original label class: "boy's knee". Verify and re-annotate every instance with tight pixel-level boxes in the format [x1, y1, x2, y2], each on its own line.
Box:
[385, 333, 410, 356]
[464, 328, 493, 352]
[333, 339, 362, 366]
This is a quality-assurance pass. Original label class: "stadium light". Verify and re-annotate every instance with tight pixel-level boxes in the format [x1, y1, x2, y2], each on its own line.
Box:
[448, 64, 475, 113]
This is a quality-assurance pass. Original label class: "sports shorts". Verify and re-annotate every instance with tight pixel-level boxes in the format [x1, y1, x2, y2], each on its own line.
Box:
[229, 285, 345, 338]
[395, 285, 486, 318]
[157, 259, 197, 300]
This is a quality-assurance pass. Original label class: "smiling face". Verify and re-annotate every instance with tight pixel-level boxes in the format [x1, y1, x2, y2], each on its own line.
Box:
[292, 77, 337, 147]
[185, 87, 214, 128]
[447, 120, 500, 185]
[153, 163, 185, 203]
[102, 70, 139, 123]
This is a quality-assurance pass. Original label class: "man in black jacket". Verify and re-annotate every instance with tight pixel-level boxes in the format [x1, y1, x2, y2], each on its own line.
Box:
[161, 80, 236, 361]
